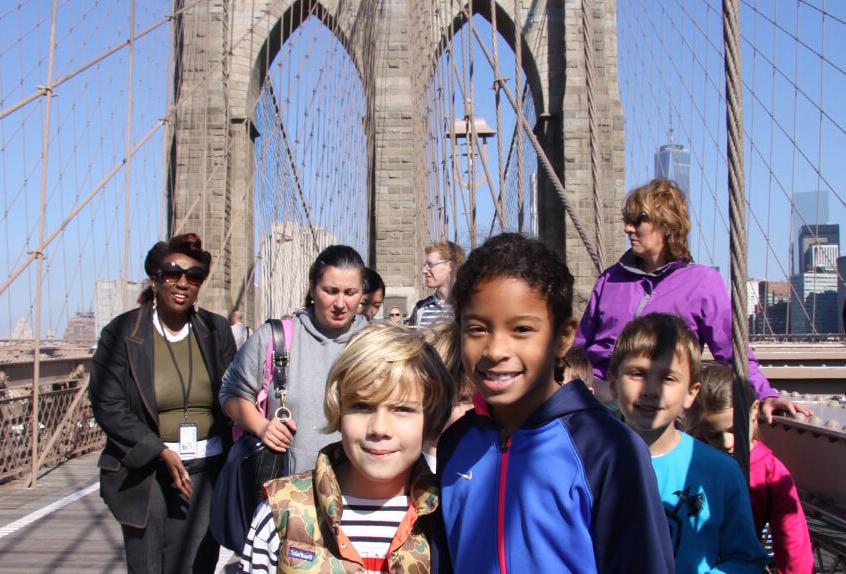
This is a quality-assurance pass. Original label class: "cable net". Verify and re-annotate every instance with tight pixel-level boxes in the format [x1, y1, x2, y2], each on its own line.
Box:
[617, 0, 846, 337]
[409, 1, 539, 252]
[252, 10, 370, 319]
[0, 1, 170, 343]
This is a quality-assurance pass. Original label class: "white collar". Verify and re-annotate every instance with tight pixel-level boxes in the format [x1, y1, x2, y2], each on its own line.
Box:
[152, 309, 191, 342]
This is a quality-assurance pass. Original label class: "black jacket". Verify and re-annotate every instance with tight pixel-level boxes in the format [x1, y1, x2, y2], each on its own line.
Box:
[89, 303, 236, 528]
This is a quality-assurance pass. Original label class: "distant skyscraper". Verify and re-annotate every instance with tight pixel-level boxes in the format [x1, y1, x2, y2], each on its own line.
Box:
[790, 272, 839, 334]
[790, 190, 830, 274]
[64, 311, 96, 344]
[789, 222, 840, 334]
[95, 280, 143, 338]
[654, 143, 690, 198]
[754, 280, 791, 335]
[260, 221, 335, 319]
[797, 224, 839, 272]
[838, 256, 846, 335]
[10, 316, 32, 340]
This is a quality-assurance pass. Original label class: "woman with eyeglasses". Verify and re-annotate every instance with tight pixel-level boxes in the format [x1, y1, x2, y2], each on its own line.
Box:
[574, 179, 810, 422]
[89, 233, 236, 573]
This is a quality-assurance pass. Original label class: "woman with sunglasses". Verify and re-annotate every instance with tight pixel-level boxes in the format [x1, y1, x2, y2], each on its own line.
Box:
[220, 245, 368, 475]
[90, 233, 236, 573]
[574, 179, 810, 422]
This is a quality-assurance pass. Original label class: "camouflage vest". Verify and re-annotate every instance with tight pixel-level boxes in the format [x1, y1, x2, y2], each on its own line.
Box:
[265, 442, 440, 574]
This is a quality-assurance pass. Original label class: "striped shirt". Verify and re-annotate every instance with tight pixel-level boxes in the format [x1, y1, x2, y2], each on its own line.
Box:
[411, 295, 454, 328]
[341, 494, 407, 573]
[239, 495, 409, 574]
[240, 501, 277, 573]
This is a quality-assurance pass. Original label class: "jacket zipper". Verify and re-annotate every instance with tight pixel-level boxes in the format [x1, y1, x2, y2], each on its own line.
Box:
[634, 279, 653, 317]
[497, 432, 512, 574]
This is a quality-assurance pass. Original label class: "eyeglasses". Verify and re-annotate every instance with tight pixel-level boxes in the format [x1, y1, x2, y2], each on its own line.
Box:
[422, 260, 450, 271]
[389, 313, 401, 317]
[624, 211, 649, 228]
[158, 262, 207, 286]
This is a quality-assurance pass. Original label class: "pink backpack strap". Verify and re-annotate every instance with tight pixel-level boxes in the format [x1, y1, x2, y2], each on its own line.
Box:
[232, 318, 294, 441]
[255, 337, 275, 419]
[258, 318, 294, 416]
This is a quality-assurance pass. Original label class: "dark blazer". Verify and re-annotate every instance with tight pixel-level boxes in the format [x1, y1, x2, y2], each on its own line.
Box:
[89, 303, 236, 528]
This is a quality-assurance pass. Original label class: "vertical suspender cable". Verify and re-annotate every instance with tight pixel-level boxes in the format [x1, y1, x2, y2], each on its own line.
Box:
[490, 0, 506, 231]
[723, 0, 751, 481]
[512, 0, 525, 233]
[582, 0, 605, 268]
[30, 0, 60, 488]
[123, 0, 136, 310]
[161, 0, 177, 240]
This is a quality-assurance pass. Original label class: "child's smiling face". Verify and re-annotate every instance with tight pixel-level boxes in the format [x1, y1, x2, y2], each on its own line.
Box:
[339, 385, 425, 498]
[461, 277, 575, 433]
[612, 352, 700, 454]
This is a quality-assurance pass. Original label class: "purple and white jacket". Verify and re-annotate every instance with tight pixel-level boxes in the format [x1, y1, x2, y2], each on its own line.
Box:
[575, 250, 778, 400]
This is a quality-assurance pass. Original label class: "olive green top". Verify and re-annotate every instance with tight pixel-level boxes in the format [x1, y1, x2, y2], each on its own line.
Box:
[153, 329, 215, 441]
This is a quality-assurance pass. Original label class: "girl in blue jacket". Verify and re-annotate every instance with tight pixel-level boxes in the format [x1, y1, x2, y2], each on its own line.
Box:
[438, 233, 675, 573]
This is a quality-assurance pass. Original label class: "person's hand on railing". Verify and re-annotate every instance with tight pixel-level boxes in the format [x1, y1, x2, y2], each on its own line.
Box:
[760, 397, 813, 424]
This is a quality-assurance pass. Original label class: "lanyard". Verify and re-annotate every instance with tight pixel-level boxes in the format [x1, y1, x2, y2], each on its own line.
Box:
[161, 325, 193, 422]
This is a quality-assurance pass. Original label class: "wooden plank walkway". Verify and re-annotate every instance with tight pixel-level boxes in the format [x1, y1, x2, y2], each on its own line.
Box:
[0, 453, 238, 573]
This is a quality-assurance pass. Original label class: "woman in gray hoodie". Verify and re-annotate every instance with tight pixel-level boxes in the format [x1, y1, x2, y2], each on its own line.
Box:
[220, 245, 369, 473]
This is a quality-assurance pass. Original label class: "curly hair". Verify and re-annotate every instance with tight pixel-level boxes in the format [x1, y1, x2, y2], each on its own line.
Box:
[451, 233, 574, 329]
[139, 233, 212, 303]
[622, 179, 692, 263]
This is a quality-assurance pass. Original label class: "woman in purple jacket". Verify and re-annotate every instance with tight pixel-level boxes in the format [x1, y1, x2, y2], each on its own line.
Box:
[575, 179, 810, 422]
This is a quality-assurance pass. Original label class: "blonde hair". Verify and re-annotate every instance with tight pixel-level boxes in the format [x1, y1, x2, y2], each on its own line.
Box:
[420, 321, 474, 403]
[323, 323, 454, 441]
[608, 313, 701, 388]
[623, 179, 692, 262]
[425, 241, 466, 267]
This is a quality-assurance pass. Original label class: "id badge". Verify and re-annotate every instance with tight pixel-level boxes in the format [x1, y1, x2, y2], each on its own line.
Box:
[178, 423, 198, 455]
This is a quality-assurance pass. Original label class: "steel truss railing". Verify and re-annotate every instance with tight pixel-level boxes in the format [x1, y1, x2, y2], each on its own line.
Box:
[0, 377, 104, 483]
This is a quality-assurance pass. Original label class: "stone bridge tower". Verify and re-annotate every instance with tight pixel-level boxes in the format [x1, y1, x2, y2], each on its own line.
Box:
[167, 0, 627, 320]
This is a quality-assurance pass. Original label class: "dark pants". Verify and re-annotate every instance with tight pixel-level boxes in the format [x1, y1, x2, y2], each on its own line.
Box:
[122, 455, 224, 574]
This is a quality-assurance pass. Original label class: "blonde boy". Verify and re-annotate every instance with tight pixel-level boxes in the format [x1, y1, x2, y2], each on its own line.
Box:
[609, 313, 767, 573]
[240, 324, 453, 573]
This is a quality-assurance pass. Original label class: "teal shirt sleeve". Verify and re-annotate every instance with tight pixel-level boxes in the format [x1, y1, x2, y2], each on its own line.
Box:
[711, 460, 768, 574]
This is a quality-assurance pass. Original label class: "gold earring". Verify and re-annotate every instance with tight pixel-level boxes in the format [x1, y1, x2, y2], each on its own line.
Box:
[153, 291, 158, 310]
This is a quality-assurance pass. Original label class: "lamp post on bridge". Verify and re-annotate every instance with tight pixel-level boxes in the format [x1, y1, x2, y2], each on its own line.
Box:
[447, 103, 496, 250]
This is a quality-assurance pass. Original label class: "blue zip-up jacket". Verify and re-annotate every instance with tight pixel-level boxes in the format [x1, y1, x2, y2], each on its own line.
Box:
[437, 380, 675, 573]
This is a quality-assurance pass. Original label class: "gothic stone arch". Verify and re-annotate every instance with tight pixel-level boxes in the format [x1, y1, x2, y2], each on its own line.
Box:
[167, 0, 626, 319]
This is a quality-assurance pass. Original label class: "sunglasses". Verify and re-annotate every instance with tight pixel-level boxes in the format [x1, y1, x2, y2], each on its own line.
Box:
[389, 313, 401, 317]
[158, 262, 207, 286]
[625, 211, 650, 227]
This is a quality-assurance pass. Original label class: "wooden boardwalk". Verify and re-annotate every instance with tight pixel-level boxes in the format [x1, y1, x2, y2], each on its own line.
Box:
[0, 453, 237, 573]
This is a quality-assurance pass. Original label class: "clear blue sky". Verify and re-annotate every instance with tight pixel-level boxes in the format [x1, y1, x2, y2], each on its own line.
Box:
[0, 1, 169, 338]
[617, 0, 846, 282]
[2, 1, 845, 337]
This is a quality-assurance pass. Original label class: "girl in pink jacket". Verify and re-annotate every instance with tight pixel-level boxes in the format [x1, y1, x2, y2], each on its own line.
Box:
[689, 363, 814, 574]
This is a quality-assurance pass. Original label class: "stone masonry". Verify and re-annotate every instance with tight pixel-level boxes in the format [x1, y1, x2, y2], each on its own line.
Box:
[167, 0, 627, 320]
